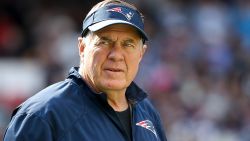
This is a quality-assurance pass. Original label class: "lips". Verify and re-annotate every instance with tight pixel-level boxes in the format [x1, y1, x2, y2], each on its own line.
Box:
[104, 67, 124, 72]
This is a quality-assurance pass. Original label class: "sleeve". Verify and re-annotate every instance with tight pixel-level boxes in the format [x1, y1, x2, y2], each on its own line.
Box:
[154, 112, 168, 141]
[145, 99, 168, 141]
[3, 113, 54, 141]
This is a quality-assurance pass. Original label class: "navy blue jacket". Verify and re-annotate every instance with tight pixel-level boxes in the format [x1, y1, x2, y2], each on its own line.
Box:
[4, 67, 167, 141]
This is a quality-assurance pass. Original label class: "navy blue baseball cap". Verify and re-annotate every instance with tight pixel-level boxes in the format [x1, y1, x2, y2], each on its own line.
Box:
[81, 4, 148, 41]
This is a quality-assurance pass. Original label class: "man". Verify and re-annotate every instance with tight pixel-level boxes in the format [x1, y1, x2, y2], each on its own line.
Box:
[4, 0, 167, 141]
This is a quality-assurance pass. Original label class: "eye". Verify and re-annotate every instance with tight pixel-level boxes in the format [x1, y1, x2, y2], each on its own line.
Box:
[123, 42, 135, 48]
[100, 40, 109, 45]
[95, 39, 110, 46]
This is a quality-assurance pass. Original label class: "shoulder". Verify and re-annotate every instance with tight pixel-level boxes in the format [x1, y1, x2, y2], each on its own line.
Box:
[4, 79, 90, 140]
[13, 79, 87, 127]
[135, 98, 163, 124]
[4, 112, 55, 141]
[18, 80, 81, 113]
[137, 98, 158, 113]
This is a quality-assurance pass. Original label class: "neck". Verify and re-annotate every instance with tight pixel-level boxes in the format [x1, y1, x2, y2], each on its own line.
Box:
[106, 91, 129, 112]
[79, 66, 128, 112]
[79, 66, 101, 93]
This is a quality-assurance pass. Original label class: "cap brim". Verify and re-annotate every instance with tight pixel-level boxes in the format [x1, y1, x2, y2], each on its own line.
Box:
[88, 20, 148, 40]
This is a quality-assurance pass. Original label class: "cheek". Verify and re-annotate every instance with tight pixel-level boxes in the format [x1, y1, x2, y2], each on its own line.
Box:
[84, 49, 104, 73]
[83, 49, 95, 73]
[127, 55, 141, 75]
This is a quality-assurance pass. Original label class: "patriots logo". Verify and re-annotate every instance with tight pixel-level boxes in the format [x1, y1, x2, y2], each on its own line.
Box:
[107, 7, 122, 13]
[107, 7, 134, 20]
[136, 120, 158, 138]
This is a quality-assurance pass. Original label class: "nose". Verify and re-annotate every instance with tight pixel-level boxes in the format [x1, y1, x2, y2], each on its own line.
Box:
[107, 43, 124, 62]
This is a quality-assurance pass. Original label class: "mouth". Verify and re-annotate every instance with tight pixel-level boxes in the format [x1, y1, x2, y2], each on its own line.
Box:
[104, 68, 124, 72]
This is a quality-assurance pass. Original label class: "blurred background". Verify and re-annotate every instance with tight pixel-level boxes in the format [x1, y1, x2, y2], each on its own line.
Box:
[1, 0, 250, 140]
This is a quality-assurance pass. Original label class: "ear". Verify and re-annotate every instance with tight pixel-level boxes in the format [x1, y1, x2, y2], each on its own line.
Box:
[142, 44, 147, 57]
[139, 44, 147, 62]
[78, 37, 85, 58]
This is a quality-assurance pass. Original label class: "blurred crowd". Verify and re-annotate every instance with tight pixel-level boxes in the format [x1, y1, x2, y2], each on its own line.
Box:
[1, 0, 250, 140]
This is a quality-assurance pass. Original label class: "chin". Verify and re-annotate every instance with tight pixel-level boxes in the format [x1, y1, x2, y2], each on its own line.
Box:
[101, 80, 128, 91]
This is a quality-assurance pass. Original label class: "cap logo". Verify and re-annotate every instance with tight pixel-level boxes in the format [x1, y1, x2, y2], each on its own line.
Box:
[107, 7, 134, 20]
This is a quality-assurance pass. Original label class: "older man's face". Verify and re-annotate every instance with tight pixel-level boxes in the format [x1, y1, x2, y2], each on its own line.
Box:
[79, 24, 146, 93]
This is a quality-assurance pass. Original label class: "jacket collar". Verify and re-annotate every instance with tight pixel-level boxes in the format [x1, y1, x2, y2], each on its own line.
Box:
[67, 67, 147, 104]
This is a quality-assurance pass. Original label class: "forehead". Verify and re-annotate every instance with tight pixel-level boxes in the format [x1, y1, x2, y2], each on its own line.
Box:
[95, 24, 142, 40]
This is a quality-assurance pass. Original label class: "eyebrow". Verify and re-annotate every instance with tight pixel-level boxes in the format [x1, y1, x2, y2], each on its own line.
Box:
[99, 36, 136, 44]
[99, 36, 113, 42]
[123, 39, 136, 44]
